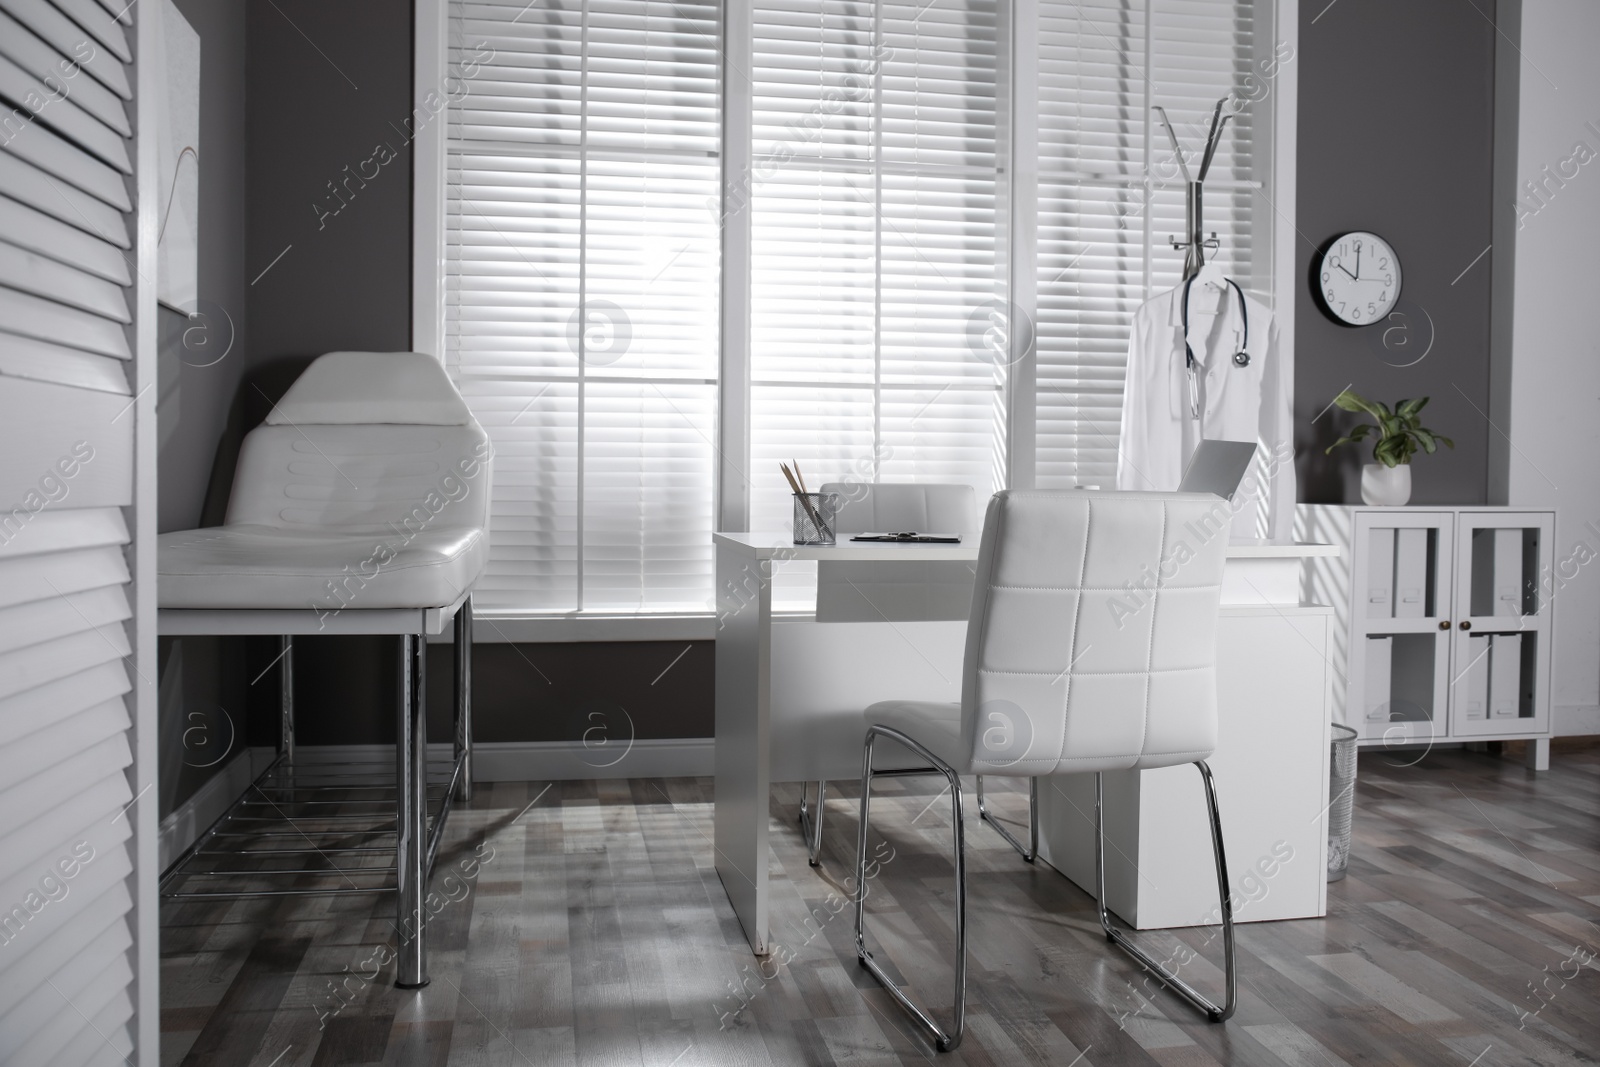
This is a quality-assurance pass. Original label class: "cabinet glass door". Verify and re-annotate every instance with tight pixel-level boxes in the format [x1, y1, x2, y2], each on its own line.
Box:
[1353, 512, 1453, 744]
[1450, 513, 1553, 738]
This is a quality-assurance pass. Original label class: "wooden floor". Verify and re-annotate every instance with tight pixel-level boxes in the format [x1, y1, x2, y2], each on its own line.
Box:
[160, 740, 1600, 1066]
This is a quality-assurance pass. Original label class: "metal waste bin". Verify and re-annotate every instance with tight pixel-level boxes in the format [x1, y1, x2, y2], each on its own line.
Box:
[1327, 724, 1359, 881]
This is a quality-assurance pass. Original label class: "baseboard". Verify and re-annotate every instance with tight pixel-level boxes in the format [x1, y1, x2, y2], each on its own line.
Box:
[159, 747, 276, 869]
[286, 738, 715, 781]
[1554, 704, 1600, 737]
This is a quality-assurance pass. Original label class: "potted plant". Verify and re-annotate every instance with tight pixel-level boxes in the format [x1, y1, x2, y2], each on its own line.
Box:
[1324, 389, 1453, 506]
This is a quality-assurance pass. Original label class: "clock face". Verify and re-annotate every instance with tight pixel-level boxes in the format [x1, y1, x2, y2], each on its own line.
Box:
[1317, 231, 1401, 326]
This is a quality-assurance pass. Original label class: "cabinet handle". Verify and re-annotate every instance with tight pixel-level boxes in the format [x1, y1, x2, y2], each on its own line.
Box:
[1459, 621, 1472, 631]
[1439, 620, 1451, 630]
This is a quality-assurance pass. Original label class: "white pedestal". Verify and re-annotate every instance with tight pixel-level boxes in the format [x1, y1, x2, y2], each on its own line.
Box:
[1036, 606, 1334, 928]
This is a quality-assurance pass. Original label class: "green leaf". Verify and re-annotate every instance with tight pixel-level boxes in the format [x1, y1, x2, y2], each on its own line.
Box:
[1324, 423, 1376, 454]
[1397, 396, 1429, 418]
[1332, 389, 1388, 424]
[1414, 428, 1437, 453]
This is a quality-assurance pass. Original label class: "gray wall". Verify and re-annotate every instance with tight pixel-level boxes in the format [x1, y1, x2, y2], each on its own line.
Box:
[245, 0, 413, 358]
[156, 0, 253, 820]
[1294, 0, 1502, 506]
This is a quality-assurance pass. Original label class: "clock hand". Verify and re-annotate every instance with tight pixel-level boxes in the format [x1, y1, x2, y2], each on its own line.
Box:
[1335, 262, 1357, 280]
[1353, 246, 1361, 279]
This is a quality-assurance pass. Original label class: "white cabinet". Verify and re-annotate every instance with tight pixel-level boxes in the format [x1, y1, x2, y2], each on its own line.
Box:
[1297, 506, 1553, 766]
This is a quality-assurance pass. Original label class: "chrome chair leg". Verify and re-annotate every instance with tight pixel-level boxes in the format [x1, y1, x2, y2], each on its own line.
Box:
[975, 775, 1037, 862]
[396, 633, 429, 988]
[798, 779, 827, 867]
[854, 725, 967, 1052]
[1095, 763, 1235, 1022]
[453, 596, 474, 803]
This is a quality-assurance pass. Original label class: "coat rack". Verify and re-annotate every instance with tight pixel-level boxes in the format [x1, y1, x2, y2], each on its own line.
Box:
[1153, 97, 1232, 281]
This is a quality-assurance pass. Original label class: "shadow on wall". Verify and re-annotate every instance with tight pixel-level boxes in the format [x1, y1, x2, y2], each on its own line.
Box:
[196, 355, 317, 526]
[159, 356, 317, 822]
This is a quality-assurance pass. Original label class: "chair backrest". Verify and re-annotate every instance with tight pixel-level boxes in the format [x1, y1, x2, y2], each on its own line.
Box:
[225, 351, 493, 534]
[961, 490, 1229, 775]
[815, 482, 979, 622]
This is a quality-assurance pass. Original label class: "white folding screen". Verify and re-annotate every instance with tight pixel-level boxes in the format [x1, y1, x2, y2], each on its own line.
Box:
[446, 0, 723, 613]
[746, 0, 1006, 548]
[0, 0, 148, 1062]
[1033, 0, 1259, 488]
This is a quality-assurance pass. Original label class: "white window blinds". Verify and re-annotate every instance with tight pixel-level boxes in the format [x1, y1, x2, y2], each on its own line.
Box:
[446, 0, 722, 613]
[0, 0, 141, 1061]
[746, 0, 1006, 547]
[1033, 0, 1257, 488]
[441, 0, 1267, 615]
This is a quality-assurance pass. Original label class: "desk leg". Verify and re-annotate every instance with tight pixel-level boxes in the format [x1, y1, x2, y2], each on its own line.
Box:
[396, 632, 429, 987]
[714, 546, 773, 956]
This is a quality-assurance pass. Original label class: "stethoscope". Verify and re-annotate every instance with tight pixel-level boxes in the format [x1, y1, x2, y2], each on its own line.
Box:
[1180, 275, 1250, 421]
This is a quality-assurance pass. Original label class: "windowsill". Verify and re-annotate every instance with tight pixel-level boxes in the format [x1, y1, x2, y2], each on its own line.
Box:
[452, 612, 719, 643]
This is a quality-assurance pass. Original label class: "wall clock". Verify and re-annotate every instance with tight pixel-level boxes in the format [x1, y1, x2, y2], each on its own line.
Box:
[1316, 231, 1401, 326]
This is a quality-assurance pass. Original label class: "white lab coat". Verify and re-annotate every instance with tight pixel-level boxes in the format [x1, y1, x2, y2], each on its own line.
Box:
[1115, 279, 1296, 542]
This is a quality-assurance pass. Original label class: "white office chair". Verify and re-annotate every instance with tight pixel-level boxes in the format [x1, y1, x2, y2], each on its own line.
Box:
[799, 482, 1037, 866]
[853, 490, 1235, 1051]
[156, 350, 491, 990]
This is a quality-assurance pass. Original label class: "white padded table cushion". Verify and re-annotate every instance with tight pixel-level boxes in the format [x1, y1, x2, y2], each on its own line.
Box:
[869, 490, 1229, 777]
[158, 525, 487, 612]
[158, 349, 493, 612]
[265, 351, 472, 426]
[225, 423, 492, 532]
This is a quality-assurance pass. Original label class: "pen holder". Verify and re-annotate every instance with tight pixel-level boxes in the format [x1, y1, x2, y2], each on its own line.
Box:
[792, 492, 838, 546]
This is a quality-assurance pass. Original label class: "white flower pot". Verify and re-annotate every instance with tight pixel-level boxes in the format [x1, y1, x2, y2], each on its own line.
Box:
[1361, 463, 1411, 506]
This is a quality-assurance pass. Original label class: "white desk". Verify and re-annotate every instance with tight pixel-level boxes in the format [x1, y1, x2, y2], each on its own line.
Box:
[713, 532, 1337, 955]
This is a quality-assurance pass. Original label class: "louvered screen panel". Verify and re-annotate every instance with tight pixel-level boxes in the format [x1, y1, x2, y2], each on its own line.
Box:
[0, 0, 139, 1059]
[1034, 0, 1255, 487]
[445, 0, 722, 613]
[749, 0, 1004, 606]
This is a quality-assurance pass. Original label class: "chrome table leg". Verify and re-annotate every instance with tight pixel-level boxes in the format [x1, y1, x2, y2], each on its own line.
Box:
[454, 596, 474, 803]
[396, 633, 429, 988]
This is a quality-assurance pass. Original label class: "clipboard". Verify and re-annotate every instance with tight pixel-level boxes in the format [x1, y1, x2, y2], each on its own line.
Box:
[848, 532, 962, 544]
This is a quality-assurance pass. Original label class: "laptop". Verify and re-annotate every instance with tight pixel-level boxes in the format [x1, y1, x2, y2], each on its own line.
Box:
[1177, 439, 1257, 500]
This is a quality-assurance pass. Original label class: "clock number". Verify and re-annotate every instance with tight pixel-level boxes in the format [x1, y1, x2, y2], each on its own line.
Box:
[1338, 302, 1346, 314]
[1322, 271, 1330, 283]
[1352, 308, 1362, 320]
[1353, 239, 1363, 252]
[1379, 257, 1389, 269]
[1384, 274, 1392, 285]
[1368, 302, 1377, 316]
[1327, 289, 1336, 300]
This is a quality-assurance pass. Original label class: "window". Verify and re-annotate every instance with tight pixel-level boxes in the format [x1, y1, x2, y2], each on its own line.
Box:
[746, 0, 1007, 552]
[1032, 0, 1261, 488]
[440, 0, 1274, 616]
[446, 0, 722, 613]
